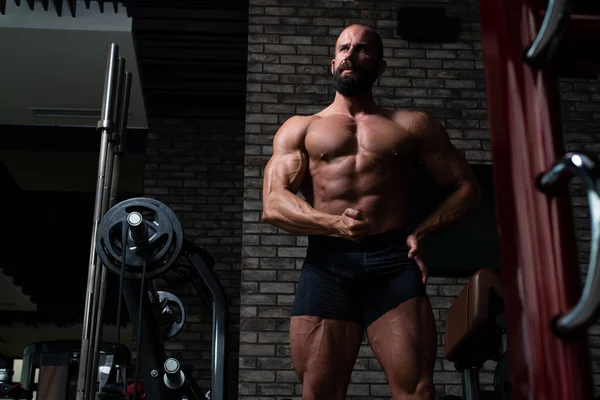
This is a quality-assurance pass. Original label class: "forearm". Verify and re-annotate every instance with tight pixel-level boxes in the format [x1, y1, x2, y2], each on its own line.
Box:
[412, 182, 481, 240]
[262, 189, 337, 235]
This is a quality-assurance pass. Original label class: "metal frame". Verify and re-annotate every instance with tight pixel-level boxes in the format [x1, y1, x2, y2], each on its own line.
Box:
[74, 42, 228, 400]
[462, 367, 480, 400]
[76, 43, 133, 400]
[478, 0, 594, 398]
[183, 240, 229, 400]
[121, 281, 180, 400]
[116, 240, 229, 400]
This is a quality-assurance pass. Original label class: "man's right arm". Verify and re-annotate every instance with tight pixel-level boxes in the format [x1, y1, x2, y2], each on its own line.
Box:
[261, 116, 339, 235]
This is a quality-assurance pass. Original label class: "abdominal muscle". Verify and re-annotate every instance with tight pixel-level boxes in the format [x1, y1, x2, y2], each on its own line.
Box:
[306, 155, 414, 235]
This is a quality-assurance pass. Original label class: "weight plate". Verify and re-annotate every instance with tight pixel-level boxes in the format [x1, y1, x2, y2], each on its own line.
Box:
[157, 291, 186, 340]
[96, 197, 184, 279]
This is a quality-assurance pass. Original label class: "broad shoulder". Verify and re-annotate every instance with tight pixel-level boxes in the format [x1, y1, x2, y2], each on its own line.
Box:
[279, 114, 321, 133]
[388, 109, 452, 153]
[273, 114, 322, 152]
[388, 109, 441, 139]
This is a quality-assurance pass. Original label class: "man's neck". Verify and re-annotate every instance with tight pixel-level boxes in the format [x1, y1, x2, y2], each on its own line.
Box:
[331, 91, 379, 116]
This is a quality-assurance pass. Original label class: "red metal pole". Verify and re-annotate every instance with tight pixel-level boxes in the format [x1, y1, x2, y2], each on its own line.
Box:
[479, 0, 594, 399]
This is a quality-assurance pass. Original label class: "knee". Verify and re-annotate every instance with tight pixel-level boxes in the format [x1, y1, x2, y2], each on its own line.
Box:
[413, 379, 435, 399]
[392, 377, 435, 400]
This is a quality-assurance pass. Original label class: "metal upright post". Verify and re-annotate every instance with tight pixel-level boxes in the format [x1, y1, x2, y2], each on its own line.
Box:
[111, 71, 132, 203]
[87, 56, 128, 400]
[110, 70, 132, 209]
[76, 43, 120, 400]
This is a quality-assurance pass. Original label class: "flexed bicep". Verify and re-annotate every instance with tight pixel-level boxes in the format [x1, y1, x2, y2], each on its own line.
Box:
[263, 116, 311, 200]
[264, 149, 308, 197]
[260, 115, 337, 236]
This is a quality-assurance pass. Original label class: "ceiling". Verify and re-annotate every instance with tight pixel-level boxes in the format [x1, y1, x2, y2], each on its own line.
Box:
[0, 269, 35, 312]
[0, 0, 148, 129]
[0, 0, 250, 129]
[128, 1, 249, 121]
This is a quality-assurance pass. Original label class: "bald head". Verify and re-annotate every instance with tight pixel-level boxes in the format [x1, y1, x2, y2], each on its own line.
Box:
[336, 24, 384, 60]
[331, 24, 387, 97]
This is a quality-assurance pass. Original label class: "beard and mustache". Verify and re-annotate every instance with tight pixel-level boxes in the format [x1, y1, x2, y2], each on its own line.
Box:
[332, 60, 380, 97]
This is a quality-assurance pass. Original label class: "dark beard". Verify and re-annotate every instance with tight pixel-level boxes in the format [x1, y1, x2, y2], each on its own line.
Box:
[333, 65, 379, 97]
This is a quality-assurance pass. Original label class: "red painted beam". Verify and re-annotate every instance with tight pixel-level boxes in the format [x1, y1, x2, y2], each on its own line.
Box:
[479, 0, 594, 399]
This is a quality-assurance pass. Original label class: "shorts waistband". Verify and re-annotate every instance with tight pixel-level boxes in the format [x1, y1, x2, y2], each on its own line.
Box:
[307, 229, 408, 252]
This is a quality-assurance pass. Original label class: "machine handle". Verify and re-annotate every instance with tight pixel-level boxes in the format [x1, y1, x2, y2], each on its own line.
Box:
[537, 152, 600, 335]
[524, 0, 571, 65]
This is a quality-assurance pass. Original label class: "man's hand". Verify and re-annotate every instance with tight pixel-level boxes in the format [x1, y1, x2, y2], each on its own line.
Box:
[407, 234, 428, 285]
[332, 208, 371, 242]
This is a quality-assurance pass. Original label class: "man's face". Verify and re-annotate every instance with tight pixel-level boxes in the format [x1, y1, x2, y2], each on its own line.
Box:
[332, 26, 381, 97]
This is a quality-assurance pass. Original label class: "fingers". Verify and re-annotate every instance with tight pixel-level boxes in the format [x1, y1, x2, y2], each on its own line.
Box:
[345, 220, 371, 241]
[409, 250, 427, 285]
[343, 208, 365, 221]
[340, 208, 370, 241]
[407, 244, 418, 259]
[406, 234, 419, 259]
[416, 257, 428, 285]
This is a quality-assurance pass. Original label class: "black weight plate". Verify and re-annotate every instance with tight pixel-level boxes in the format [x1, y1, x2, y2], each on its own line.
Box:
[102, 202, 173, 268]
[157, 291, 186, 340]
[96, 197, 184, 279]
[140, 197, 184, 276]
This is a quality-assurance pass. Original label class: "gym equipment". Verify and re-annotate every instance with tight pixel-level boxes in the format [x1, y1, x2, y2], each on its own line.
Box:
[92, 198, 228, 400]
[77, 43, 132, 400]
[18, 341, 130, 400]
[75, 44, 228, 400]
[479, 0, 600, 396]
[444, 269, 509, 400]
[0, 353, 27, 399]
[155, 291, 186, 340]
[96, 197, 184, 280]
[537, 152, 600, 336]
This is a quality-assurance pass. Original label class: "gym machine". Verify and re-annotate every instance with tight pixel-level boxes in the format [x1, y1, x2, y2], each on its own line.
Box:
[442, 268, 509, 400]
[73, 44, 229, 400]
[0, 354, 26, 399]
[92, 197, 229, 400]
[441, 151, 600, 400]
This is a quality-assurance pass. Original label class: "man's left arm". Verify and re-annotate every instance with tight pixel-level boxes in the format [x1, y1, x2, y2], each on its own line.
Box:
[410, 113, 482, 243]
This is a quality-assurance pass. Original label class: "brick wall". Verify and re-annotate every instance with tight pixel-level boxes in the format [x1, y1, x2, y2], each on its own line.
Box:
[561, 78, 600, 395]
[240, 1, 600, 399]
[142, 118, 244, 399]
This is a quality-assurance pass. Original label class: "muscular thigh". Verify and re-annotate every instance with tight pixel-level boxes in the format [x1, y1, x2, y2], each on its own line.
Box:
[290, 258, 364, 398]
[290, 316, 363, 391]
[366, 296, 437, 397]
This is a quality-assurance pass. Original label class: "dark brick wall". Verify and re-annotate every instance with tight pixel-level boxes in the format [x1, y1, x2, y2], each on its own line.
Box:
[240, 1, 600, 399]
[142, 118, 244, 398]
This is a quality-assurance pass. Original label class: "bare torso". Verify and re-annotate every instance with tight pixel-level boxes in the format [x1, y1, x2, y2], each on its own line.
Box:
[300, 108, 420, 234]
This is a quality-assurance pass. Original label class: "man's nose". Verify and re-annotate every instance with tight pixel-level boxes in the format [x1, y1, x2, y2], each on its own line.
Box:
[344, 52, 357, 63]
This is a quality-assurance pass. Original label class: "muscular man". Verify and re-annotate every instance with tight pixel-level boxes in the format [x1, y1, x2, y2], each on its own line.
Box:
[262, 24, 481, 400]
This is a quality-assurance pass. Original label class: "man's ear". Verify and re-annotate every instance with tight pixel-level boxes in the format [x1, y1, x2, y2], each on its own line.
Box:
[331, 59, 335, 75]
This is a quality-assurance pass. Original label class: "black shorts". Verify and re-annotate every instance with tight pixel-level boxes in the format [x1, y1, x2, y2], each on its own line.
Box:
[291, 229, 427, 328]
